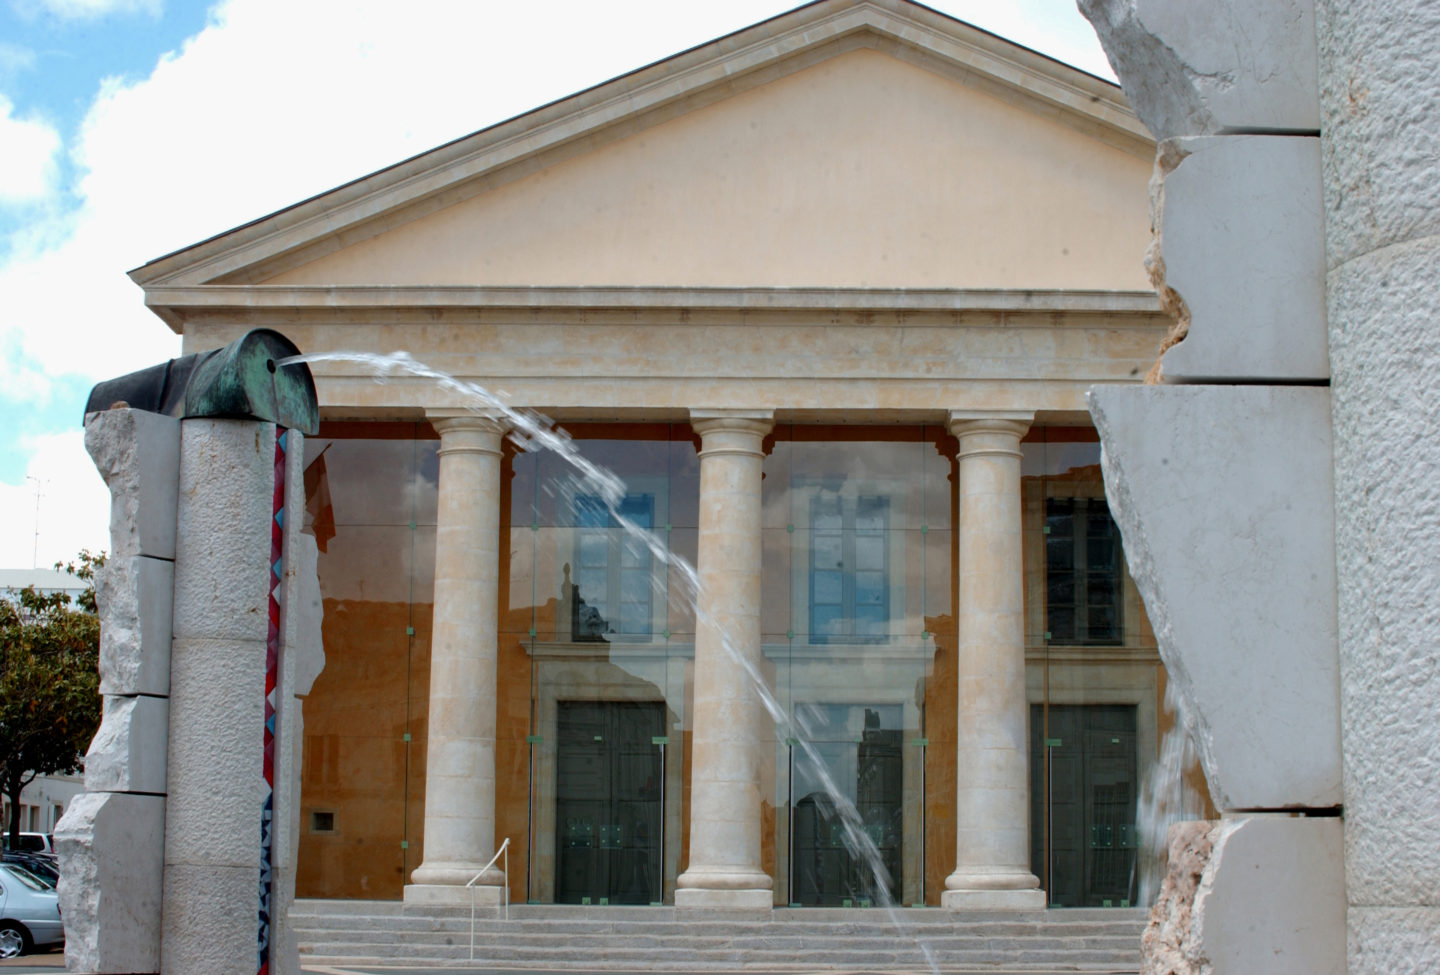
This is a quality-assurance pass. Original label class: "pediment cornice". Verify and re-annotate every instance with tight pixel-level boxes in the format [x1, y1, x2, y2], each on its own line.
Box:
[130, 0, 1150, 298]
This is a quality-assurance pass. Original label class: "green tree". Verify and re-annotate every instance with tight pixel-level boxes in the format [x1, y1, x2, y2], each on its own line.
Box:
[0, 552, 103, 849]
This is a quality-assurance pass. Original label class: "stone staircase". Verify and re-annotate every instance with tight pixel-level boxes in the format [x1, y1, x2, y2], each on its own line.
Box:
[293, 900, 1147, 971]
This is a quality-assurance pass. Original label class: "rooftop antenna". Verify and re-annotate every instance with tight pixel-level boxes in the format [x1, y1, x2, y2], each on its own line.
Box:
[26, 475, 43, 570]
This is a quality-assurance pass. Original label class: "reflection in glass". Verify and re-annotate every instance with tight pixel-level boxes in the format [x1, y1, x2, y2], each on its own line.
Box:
[506, 426, 697, 905]
[1022, 429, 1210, 909]
[766, 426, 951, 907]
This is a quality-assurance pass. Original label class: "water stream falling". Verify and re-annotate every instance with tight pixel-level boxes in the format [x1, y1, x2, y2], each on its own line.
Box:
[282, 350, 938, 970]
[1134, 681, 1206, 906]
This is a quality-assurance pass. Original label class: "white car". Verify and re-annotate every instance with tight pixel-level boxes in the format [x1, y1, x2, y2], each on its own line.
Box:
[0, 863, 63, 957]
[0, 833, 54, 856]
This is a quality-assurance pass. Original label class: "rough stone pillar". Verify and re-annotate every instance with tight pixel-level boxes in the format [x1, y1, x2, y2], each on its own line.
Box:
[675, 409, 774, 910]
[406, 414, 507, 906]
[1319, 1, 1440, 967]
[162, 418, 277, 975]
[943, 410, 1044, 909]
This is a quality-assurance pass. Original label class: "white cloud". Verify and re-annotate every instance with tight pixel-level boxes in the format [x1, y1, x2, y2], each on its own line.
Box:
[0, 94, 59, 204]
[0, 430, 108, 569]
[0, 0, 1112, 566]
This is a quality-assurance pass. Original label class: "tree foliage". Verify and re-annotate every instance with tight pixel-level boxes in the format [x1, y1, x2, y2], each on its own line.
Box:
[0, 551, 103, 847]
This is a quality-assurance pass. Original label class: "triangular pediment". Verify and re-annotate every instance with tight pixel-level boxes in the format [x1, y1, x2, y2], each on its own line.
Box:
[132, 0, 1154, 309]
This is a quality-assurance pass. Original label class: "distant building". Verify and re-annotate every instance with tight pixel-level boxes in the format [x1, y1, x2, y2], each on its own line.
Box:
[0, 569, 87, 610]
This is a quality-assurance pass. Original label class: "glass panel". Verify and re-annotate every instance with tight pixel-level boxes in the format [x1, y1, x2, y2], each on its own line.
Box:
[1022, 428, 1215, 911]
[508, 424, 697, 905]
[297, 425, 437, 900]
[767, 426, 947, 907]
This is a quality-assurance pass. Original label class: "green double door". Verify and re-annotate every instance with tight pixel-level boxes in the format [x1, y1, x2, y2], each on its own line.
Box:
[1030, 704, 1139, 907]
[555, 701, 664, 905]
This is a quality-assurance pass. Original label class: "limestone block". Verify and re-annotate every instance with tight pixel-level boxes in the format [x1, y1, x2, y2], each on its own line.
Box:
[96, 556, 173, 697]
[171, 419, 274, 643]
[1348, 908, 1440, 975]
[1317, 0, 1440, 267]
[1327, 237, 1440, 905]
[160, 863, 258, 975]
[84, 408, 180, 560]
[54, 791, 165, 974]
[165, 637, 266, 868]
[1193, 816, 1345, 974]
[1079, 0, 1319, 140]
[1158, 136, 1328, 382]
[281, 530, 324, 699]
[1088, 385, 1340, 811]
[85, 695, 170, 795]
[673, 887, 773, 911]
[403, 883, 506, 908]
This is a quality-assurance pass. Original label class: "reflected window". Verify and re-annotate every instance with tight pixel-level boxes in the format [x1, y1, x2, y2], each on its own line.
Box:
[810, 495, 889, 642]
[572, 494, 655, 641]
[1045, 498, 1122, 645]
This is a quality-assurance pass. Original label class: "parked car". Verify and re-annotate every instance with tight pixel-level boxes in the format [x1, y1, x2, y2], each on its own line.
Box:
[1, 852, 57, 886]
[0, 863, 63, 957]
[0, 833, 54, 856]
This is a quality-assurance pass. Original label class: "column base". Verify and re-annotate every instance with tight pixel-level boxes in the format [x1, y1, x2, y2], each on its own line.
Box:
[403, 883, 505, 908]
[941, 888, 1047, 910]
[674, 887, 774, 910]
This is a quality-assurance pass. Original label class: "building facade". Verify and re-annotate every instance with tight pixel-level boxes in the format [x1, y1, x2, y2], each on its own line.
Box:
[129, 0, 1205, 911]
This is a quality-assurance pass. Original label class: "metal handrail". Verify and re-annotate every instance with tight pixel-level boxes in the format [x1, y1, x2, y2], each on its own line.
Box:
[467, 837, 510, 960]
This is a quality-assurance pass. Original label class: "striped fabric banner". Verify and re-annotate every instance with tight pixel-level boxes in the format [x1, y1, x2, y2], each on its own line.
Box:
[259, 428, 286, 975]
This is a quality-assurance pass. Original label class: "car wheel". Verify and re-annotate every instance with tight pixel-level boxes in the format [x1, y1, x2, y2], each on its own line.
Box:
[0, 922, 29, 958]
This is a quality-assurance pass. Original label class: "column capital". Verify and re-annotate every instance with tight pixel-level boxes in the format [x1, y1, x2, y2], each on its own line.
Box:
[690, 410, 774, 458]
[947, 410, 1033, 459]
[427, 412, 508, 456]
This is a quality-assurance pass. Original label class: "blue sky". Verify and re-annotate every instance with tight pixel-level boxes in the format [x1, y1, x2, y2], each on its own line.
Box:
[0, 0, 1116, 568]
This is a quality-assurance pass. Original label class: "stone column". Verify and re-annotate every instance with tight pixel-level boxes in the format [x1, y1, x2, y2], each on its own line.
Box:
[407, 414, 507, 906]
[943, 410, 1044, 909]
[675, 409, 774, 909]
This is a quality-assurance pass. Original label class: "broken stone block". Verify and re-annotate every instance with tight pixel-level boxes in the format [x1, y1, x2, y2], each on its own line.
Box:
[1142, 820, 1218, 975]
[96, 555, 174, 697]
[1079, 0, 1319, 140]
[172, 419, 274, 644]
[1089, 384, 1340, 811]
[85, 694, 170, 795]
[1193, 816, 1345, 974]
[1156, 135, 1328, 382]
[54, 791, 165, 974]
[84, 408, 180, 561]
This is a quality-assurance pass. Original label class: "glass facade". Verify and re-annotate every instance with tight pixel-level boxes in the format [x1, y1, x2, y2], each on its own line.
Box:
[504, 425, 699, 906]
[295, 421, 1205, 909]
[1021, 428, 1212, 908]
[296, 423, 438, 899]
[763, 426, 952, 907]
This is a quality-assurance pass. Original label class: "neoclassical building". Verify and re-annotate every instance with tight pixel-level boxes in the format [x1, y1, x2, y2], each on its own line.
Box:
[130, 0, 1200, 911]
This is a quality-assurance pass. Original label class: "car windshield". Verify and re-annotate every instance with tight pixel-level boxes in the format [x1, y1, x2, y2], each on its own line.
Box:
[3, 864, 53, 891]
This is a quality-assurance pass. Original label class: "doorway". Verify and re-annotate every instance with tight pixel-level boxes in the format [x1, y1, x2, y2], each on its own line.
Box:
[788, 704, 903, 906]
[1030, 704, 1138, 907]
[555, 700, 665, 905]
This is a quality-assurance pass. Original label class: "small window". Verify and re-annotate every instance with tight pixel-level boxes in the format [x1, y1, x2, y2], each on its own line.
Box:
[809, 495, 889, 643]
[1045, 498, 1123, 645]
[310, 810, 336, 833]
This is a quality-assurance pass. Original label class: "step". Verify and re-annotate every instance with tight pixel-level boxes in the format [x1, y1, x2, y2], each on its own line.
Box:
[292, 899, 1145, 972]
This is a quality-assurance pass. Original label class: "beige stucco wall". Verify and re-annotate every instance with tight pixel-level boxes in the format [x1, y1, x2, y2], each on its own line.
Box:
[267, 49, 1152, 292]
